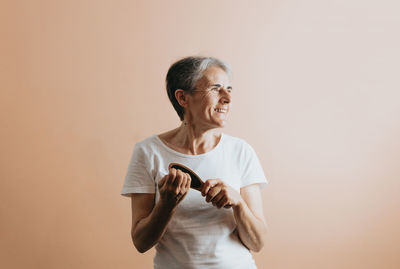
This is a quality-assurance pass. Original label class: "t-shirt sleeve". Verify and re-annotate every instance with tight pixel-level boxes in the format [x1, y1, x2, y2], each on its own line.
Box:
[120, 143, 156, 197]
[240, 141, 268, 189]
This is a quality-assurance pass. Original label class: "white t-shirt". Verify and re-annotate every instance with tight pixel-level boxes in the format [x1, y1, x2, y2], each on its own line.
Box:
[121, 133, 268, 269]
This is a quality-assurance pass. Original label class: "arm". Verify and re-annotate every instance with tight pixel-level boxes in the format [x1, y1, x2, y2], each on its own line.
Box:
[202, 180, 267, 252]
[233, 184, 267, 252]
[131, 193, 173, 253]
[130, 168, 191, 253]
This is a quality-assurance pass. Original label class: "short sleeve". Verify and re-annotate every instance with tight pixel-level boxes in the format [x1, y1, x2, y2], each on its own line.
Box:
[240, 142, 268, 189]
[120, 143, 156, 197]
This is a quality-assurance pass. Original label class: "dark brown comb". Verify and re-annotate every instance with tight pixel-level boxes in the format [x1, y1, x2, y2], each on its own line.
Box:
[168, 163, 204, 191]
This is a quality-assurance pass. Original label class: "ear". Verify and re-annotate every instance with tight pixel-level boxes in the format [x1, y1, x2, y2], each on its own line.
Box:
[175, 89, 189, 108]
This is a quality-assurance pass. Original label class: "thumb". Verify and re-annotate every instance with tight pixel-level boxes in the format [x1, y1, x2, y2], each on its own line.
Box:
[201, 178, 222, 196]
[158, 174, 168, 189]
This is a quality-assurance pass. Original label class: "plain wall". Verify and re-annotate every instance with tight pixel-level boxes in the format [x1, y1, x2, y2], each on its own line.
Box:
[1, 0, 399, 268]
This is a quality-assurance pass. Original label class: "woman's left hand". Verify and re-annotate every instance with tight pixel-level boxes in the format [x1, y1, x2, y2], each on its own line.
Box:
[201, 179, 243, 209]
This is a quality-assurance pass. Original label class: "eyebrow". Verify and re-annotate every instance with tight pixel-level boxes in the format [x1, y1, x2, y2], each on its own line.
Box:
[210, 84, 233, 89]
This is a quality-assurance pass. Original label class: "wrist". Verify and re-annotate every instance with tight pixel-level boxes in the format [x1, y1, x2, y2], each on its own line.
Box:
[232, 197, 245, 211]
[158, 196, 178, 212]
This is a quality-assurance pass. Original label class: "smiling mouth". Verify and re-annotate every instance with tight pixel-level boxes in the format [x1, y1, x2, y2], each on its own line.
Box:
[214, 108, 227, 113]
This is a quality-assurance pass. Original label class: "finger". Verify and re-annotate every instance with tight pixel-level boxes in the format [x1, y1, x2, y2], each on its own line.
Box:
[184, 173, 191, 191]
[167, 168, 177, 187]
[175, 170, 185, 194]
[211, 191, 226, 208]
[175, 170, 188, 195]
[216, 196, 230, 209]
[179, 172, 189, 195]
[223, 203, 232, 209]
[177, 173, 191, 202]
[158, 174, 169, 189]
[202, 179, 221, 197]
[206, 184, 222, 203]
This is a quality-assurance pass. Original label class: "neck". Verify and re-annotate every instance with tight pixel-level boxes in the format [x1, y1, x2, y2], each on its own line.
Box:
[163, 123, 222, 155]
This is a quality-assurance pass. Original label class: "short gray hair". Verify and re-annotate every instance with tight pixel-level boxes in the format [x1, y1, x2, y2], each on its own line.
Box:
[166, 56, 231, 121]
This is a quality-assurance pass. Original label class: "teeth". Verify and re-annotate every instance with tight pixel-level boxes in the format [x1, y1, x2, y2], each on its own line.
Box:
[215, 108, 227, 112]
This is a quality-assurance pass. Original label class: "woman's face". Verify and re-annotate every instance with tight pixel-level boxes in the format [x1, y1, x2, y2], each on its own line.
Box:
[185, 66, 232, 129]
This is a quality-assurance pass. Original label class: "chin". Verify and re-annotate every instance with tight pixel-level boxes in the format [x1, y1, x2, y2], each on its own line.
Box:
[207, 122, 225, 129]
[207, 116, 228, 128]
[215, 120, 227, 128]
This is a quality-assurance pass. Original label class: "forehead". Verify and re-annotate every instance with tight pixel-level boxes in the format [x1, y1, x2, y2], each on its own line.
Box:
[197, 66, 230, 87]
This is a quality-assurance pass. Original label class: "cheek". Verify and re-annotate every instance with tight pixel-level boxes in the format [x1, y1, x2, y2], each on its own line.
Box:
[200, 95, 216, 108]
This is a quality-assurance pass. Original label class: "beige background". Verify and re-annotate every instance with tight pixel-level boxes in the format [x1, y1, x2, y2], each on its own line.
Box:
[1, 0, 399, 268]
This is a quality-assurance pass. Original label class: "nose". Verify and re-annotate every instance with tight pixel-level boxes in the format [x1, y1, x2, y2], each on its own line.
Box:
[219, 88, 231, 104]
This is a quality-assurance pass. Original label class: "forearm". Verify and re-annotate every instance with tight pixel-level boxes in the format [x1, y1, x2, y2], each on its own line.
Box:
[233, 199, 267, 252]
[132, 200, 175, 253]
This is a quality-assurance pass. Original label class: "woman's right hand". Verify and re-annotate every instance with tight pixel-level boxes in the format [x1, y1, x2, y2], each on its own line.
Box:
[131, 168, 191, 253]
[158, 168, 191, 208]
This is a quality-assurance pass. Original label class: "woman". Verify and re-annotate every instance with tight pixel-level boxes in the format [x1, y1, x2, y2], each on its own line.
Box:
[121, 56, 268, 269]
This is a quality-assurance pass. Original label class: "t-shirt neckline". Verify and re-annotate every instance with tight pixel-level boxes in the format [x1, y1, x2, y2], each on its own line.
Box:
[154, 133, 225, 158]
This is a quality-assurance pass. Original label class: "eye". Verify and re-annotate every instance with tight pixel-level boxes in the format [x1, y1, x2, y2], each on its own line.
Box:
[211, 87, 219, 92]
[227, 88, 232, 93]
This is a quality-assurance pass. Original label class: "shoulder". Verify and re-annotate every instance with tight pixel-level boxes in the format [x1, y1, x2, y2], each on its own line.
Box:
[222, 133, 254, 152]
[221, 133, 261, 165]
[135, 135, 158, 147]
[131, 135, 160, 156]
